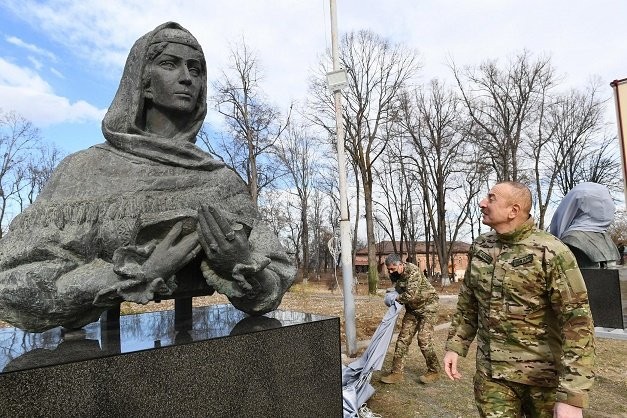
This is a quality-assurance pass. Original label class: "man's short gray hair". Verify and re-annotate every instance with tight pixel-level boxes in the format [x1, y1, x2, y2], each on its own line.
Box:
[385, 253, 402, 266]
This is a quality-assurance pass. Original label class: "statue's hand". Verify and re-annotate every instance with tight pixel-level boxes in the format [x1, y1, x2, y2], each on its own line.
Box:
[141, 221, 201, 280]
[197, 204, 251, 274]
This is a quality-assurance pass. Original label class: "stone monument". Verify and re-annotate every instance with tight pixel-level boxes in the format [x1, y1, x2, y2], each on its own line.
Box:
[550, 182, 624, 328]
[0, 22, 296, 332]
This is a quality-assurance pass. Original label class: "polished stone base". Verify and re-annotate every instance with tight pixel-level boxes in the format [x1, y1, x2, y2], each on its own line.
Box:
[581, 267, 625, 329]
[0, 305, 342, 417]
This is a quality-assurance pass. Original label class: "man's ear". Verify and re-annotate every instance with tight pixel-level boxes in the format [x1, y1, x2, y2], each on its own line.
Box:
[509, 203, 521, 220]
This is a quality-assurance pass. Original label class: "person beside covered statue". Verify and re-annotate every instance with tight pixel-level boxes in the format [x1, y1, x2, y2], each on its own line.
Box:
[0, 22, 295, 332]
[444, 181, 595, 418]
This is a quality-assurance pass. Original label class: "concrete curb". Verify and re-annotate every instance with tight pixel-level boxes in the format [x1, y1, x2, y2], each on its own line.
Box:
[594, 327, 627, 340]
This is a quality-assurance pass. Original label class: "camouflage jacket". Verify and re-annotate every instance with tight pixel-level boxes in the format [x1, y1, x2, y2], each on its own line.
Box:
[445, 218, 595, 408]
[394, 263, 439, 313]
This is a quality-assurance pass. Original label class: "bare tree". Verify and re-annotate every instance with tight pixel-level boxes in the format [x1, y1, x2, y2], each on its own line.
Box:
[273, 122, 321, 280]
[284, 199, 304, 271]
[529, 82, 609, 228]
[310, 30, 421, 294]
[452, 50, 556, 182]
[309, 189, 334, 277]
[462, 150, 491, 241]
[554, 133, 621, 197]
[372, 148, 404, 254]
[258, 187, 290, 237]
[400, 80, 478, 285]
[372, 133, 421, 257]
[577, 138, 622, 192]
[608, 210, 627, 245]
[398, 151, 424, 259]
[211, 41, 291, 206]
[316, 139, 361, 276]
[258, 188, 299, 258]
[0, 111, 49, 236]
[317, 159, 341, 228]
[17, 142, 64, 212]
[196, 125, 223, 160]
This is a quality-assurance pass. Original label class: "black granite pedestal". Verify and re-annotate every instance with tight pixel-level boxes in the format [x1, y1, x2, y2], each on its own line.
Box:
[0, 305, 342, 417]
[581, 267, 626, 329]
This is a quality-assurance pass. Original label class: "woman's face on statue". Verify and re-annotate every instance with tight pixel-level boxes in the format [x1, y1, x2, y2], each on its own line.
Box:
[145, 43, 203, 114]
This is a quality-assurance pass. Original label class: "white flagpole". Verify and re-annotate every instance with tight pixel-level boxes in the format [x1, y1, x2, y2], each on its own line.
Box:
[329, 0, 357, 356]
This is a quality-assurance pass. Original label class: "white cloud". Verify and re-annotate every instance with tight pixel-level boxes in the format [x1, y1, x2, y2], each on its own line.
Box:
[0, 58, 105, 126]
[27, 56, 43, 71]
[49, 67, 64, 79]
[0, 58, 51, 92]
[2, 0, 627, 124]
[5, 1, 627, 104]
[5, 35, 57, 61]
[1, 0, 331, 106]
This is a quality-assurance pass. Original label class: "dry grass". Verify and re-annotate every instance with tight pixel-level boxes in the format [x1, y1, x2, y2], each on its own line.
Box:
[281, 279, 627, 418]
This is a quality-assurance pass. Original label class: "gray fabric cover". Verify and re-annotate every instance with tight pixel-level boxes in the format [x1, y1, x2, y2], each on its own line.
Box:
[342, 301, 401, 417]
[549, 182, 614, 236]
[549, 182, 619, 264]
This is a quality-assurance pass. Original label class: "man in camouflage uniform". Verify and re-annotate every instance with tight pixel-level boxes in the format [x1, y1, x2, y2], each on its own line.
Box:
[444, 182, 595, 418]
[381, 253, 441, 384]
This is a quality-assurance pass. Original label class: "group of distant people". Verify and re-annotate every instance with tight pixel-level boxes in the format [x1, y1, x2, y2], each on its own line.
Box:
[380, 181, 619, 418]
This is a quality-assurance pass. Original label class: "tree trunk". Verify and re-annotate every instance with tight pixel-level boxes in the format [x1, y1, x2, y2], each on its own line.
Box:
[351, 163, 361, 277]
[301, 199, 309, 280]
[364, 179, 378, 294]
[437, 189, 451, 287]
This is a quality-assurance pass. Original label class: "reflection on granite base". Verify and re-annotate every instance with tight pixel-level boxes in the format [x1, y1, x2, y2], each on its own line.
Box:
[0, 305, 342, 417]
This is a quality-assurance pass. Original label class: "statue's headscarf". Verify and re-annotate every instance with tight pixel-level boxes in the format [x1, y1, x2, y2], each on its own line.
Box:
[549, 182, 615, 238]
[102, 22, 223, 170]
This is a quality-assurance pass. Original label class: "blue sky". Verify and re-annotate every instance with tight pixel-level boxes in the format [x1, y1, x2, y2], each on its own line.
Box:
[1, 0, 626, 156]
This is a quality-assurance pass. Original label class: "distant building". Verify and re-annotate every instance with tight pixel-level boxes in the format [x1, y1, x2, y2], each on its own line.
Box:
[354, 240, 471, 282]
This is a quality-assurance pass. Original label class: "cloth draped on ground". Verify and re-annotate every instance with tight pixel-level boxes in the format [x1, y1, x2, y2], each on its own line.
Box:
[342, 301, 402, 417]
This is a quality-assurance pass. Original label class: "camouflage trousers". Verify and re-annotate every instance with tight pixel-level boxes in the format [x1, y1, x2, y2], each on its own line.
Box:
[391, 309, 440, 373]
[473, 370, 556, 418]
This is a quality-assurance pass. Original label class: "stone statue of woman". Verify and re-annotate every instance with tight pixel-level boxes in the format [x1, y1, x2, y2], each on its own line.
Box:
[0, 22, 295, 332]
